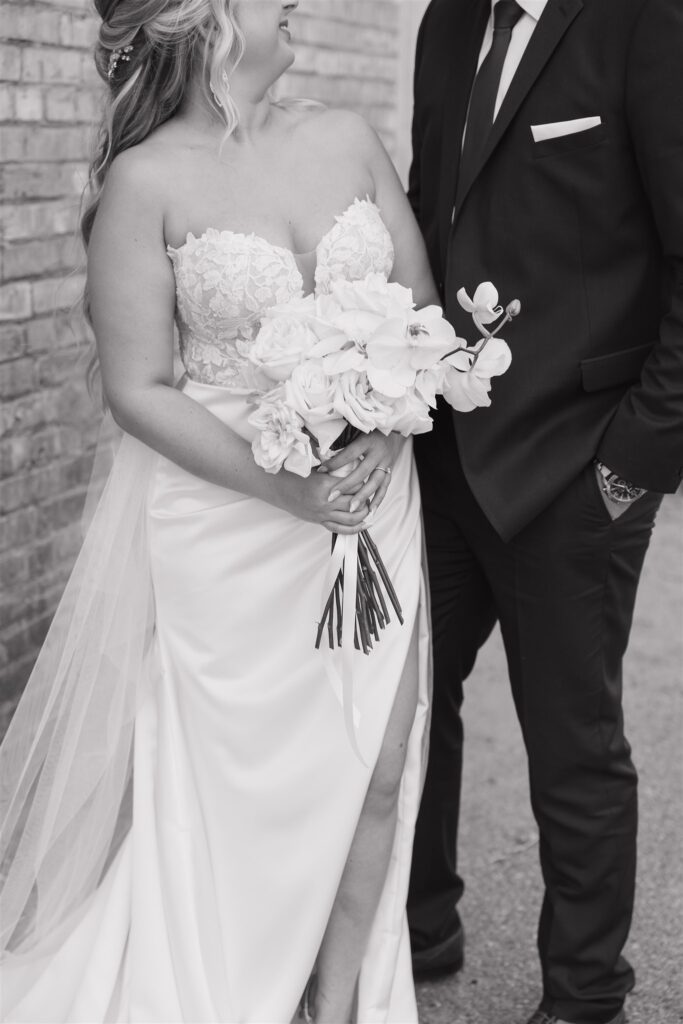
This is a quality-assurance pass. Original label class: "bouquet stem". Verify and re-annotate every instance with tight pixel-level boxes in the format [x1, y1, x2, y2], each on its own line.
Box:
[314, 425, 403, 654]
[315, 528, 403, 654]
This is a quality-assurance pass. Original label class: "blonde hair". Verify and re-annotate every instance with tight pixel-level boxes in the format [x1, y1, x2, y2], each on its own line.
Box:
[81, 0, 245, 392]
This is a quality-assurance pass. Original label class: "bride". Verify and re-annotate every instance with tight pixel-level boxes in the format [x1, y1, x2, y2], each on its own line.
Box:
[0, 1, 440, 1021]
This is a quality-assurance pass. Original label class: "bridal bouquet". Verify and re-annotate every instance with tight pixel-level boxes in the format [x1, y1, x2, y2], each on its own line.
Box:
[247, 274, 519, 653]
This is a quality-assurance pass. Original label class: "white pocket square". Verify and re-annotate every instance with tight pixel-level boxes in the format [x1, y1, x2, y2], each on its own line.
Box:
[531, 116, 602, 143]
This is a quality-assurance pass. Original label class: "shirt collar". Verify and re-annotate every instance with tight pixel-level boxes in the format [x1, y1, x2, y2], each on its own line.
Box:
[491, 0, 549, 20]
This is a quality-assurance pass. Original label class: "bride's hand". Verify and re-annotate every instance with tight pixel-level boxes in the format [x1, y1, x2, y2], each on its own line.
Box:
[268, 466, 371, 535]
[322, 431, 406, 515]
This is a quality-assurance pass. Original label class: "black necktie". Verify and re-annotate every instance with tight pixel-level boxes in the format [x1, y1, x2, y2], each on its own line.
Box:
[458, 0, 524, 193]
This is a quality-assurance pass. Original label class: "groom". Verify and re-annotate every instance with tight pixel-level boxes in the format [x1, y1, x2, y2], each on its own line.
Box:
[406, 1, 683, 1023]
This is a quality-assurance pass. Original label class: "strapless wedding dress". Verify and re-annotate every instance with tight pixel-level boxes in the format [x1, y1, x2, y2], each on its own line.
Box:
[0, 199, 429, 1023]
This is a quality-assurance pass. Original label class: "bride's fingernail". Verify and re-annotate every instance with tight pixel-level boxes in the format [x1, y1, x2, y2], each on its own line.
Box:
[328, 490, 340, 502]
[349, 498, 359, 512]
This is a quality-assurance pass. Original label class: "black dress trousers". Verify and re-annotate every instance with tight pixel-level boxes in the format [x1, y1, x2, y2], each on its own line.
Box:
[409, 400, 662, 1023]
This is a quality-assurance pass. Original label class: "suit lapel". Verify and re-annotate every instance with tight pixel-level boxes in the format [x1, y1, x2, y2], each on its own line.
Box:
[452, 0, 584, 224]
[437, 0, 490, 271]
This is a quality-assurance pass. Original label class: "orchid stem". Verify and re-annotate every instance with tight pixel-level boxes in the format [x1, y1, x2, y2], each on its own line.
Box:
[471, 308, 515, 367]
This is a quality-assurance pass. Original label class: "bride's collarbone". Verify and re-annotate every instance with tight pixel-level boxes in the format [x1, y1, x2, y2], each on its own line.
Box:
[150, 113, 374, 254]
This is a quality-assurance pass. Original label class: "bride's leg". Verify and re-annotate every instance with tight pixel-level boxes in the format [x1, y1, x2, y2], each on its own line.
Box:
[313, 623, 420, 1024]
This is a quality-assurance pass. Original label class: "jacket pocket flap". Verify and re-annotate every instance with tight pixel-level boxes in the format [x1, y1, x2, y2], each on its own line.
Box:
[580, 343, 654, 392]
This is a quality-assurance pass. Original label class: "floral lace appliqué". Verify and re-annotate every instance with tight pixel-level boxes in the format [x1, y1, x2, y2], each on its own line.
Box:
[167, 199, 395, 391]
[315, 198, 394, 295]
[168, 230, 303, 391]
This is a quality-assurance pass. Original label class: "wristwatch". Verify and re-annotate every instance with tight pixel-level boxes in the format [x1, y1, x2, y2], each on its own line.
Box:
[594, 460, 646, 504]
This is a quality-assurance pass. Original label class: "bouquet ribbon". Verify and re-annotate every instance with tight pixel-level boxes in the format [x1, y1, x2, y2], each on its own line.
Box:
[319, 530, 366, 764]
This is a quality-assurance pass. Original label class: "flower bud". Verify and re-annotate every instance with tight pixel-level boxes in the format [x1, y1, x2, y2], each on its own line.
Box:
[506, 299, 521, 318]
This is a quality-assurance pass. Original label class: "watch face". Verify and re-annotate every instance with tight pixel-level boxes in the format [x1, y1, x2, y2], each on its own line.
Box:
[607, 481, 632, 502]
[596, 462, 644, 502]
[607, 478, 643, 502]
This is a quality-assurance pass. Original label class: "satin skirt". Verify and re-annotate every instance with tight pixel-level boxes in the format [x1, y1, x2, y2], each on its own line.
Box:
[4, 378, 430, 1023]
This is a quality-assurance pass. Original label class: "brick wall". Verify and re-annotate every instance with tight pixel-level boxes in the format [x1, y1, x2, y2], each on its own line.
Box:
[281, 3, 401, 149]
[0, 0, 423, 731]
[0, 0, 101, 732]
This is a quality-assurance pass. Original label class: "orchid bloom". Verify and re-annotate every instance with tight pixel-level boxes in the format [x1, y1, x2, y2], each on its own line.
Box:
[471, 336, 512, 378]
[441, 364, 493, 413]
[405, 307, 458, 368]
[365, 308, 458, 398]
[456, 282, 503, 326]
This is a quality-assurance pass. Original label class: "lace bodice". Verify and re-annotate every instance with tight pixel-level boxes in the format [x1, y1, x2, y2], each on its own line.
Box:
[167, 197, 394, 391]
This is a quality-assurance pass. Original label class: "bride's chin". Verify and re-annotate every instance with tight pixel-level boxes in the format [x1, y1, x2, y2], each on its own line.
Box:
[277, 46, 296, 74]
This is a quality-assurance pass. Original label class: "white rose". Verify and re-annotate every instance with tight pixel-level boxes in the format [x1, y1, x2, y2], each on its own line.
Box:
[249, 396, 318, 477]
[329, 274, 414, 319]
[249, 315, 318, 382]
[285, 361, 346, 454]
[333, 371, 394, 434]
[329, 275, 389, 315]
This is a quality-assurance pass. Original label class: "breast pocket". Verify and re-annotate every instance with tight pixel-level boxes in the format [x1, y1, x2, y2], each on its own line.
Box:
[531, 121, 608, 160]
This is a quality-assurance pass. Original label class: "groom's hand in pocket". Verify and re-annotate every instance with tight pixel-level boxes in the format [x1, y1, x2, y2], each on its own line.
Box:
[593, 464, 646, 521]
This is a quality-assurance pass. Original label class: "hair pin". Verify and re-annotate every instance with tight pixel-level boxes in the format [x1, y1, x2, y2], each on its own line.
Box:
[107, 44, 133, 80]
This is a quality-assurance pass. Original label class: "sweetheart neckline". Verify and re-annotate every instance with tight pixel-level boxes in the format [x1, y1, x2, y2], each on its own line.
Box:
[166, 195, 378, 261]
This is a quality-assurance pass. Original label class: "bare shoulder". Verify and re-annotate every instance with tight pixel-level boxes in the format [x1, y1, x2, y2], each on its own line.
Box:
[99, 142, 167, 220]
[92, 137, 177, 251]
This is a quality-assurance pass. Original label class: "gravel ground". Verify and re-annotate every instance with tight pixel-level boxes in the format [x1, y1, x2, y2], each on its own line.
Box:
[416, 495, 683, 1024]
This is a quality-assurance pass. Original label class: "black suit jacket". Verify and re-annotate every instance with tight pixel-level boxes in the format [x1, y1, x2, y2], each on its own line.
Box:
[410, 0, 683, 540]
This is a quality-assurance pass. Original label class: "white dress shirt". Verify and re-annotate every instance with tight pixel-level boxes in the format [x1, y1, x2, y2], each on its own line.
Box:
[477, 0, 549, 119]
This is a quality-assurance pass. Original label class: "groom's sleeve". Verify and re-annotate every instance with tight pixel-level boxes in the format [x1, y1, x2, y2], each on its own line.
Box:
[596, 0, 683, 493]
[407, 5, 431, 224]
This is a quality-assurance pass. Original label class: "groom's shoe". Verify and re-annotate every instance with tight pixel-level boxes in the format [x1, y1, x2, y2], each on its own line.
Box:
[411, 922, 464, 980]
[525, 1008, 626, 1024]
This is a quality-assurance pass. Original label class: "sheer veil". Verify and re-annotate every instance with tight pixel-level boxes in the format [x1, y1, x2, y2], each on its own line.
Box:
[0, 419, 157, 1008]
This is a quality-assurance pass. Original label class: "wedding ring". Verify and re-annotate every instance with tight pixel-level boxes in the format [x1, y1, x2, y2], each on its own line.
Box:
[377, 466, 392, 476]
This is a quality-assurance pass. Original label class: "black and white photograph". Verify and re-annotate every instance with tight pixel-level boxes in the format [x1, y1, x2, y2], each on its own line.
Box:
[1, 2, 681, 1022]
